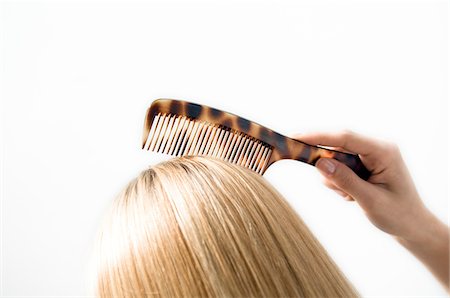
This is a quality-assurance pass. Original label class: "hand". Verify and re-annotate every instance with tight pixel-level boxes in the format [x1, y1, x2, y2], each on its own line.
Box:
[291, 129, 427, 240]
[290, 129, 449, 291]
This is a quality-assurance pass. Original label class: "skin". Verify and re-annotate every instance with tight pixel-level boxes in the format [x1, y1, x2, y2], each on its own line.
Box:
[290, 130, 449, 293]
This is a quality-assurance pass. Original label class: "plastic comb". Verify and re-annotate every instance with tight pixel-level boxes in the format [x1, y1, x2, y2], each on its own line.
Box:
[142, 98, 371, 180]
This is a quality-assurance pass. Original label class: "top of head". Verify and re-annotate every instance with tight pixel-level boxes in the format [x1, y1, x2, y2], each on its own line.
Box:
[141, 98, 284, 174]
[94, 155, 358, 297]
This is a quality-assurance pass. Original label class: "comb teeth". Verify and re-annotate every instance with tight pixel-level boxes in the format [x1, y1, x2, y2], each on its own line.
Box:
[143, 113, 273, 175]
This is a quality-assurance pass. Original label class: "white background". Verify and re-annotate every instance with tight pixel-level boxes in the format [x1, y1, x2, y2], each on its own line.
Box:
[1, 0, 448, 296]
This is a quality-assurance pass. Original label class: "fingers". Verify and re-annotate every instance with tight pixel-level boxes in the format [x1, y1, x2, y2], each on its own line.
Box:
[290, 129, 386, 156]
[322, 179, 355, 201]
[315, 157, 376, 209]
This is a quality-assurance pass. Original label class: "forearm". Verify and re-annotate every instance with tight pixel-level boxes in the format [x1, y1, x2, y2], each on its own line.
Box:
[395, 209, 449, 292]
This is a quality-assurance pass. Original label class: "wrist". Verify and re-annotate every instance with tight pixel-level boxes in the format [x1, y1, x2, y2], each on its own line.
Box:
[395, 208, 448, 251]
[394, 208, 450, 291]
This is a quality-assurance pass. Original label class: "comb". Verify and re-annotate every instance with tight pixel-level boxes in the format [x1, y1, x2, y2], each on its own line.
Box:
[141, 99, 371, 180]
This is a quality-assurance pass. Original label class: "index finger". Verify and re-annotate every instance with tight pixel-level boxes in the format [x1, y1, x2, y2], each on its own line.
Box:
[290, 130, 386, 156]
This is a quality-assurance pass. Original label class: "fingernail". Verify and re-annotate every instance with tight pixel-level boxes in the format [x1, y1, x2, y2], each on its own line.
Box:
[316, 158, 336, 175]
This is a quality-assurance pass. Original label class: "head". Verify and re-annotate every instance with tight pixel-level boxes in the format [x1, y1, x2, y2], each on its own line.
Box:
[93, 156, 358, 297]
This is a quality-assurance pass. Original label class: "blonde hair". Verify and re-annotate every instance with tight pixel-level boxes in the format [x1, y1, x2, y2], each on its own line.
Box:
[93, 156, 359, 297]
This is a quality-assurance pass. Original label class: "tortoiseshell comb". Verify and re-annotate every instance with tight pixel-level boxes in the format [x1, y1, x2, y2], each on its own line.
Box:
[141, 99, 371, 180]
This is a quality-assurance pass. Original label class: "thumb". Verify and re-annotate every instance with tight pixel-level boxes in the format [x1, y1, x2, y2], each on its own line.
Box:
[315, 157, 374, 202]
